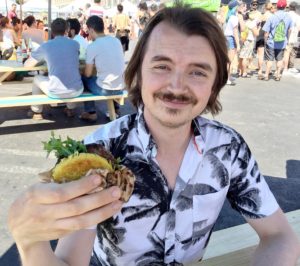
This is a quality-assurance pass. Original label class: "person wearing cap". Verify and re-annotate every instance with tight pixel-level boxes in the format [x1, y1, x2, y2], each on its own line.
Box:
[282, 1, 300, 74]
[224, 0, 247, 85]
[262, 0, 293, 81]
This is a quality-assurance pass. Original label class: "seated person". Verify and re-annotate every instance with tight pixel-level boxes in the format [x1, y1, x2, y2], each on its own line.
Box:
[0, 16, 20, 47]
[80, 15, 125, 122]
[25, 18, 83, 120]
[22, 15, 44, 45]
[36, 19, 48, 41]
[67, 18, 88, 60]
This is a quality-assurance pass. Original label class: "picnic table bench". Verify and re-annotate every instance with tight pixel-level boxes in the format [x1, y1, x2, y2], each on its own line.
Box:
[0, 91, 128, 120]
[0, 60, 128, 120]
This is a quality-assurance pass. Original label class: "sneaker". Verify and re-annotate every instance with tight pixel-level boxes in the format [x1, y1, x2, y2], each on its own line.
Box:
[63, 108, 75, 118]
[27, 111, 43, 120]
[105, 111, 120, 119]
[79, 112, 97, 122]
[226, 79, 236, 86]
[288, 68, 299, 73]
[282, 70, 293, 77]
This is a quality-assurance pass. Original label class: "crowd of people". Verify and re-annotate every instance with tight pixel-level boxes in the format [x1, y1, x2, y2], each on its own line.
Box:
[217, 0, 300, 85]
[0, 0, 299, 119]
[0, 0, 165, 120]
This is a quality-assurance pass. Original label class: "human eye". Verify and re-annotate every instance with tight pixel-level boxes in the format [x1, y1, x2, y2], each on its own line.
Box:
[153, 64, 169, 71]
[190, 70, 207, 77]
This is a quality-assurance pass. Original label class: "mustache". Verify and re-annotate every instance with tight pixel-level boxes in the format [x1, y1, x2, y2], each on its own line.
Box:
[154, 91, 198, 105]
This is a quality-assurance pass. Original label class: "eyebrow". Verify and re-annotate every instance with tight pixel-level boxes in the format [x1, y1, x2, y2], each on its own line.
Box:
[151, 55, 214, 72]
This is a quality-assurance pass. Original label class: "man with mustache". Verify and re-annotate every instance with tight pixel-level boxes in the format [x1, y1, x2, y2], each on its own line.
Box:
[8, 5, 300, 266]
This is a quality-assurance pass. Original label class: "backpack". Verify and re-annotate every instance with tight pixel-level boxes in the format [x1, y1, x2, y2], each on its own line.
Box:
[273, 17, 286, 42]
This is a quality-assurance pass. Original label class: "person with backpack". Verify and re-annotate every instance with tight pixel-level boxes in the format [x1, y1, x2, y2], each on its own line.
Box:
[262, 0, 293, 81]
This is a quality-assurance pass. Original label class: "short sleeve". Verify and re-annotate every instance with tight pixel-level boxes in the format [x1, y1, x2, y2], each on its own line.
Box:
[31, 45, 45, 62]
[85, 44, 95, 65]
[262, 17, 271, 32]
[227, 135, 279, 219]
[231, 16, 239, 28]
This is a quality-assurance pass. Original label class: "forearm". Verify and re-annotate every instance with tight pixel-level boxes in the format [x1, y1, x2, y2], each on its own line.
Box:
[251, 235, 300, 266]
[233, 31, 240, 49]
[17, 241, 68, 266]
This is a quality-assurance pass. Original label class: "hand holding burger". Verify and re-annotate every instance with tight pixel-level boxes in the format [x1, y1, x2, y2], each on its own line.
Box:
[40, 132, 135, 202]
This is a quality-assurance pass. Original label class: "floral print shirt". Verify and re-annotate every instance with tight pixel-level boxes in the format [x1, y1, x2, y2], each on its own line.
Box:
[84, 108, 279, 266]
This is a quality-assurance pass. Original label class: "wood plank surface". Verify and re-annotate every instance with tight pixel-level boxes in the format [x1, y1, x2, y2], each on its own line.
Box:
[0, 93, 128, 107]
[188, 210, 300, 265]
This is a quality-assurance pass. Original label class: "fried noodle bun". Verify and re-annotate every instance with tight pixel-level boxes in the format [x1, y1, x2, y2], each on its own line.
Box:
[52, 153, 113, 183]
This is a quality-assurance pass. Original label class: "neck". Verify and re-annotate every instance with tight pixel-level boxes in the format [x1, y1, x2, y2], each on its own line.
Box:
[94, 32, 105, 39]
[144, 111, 192, 156]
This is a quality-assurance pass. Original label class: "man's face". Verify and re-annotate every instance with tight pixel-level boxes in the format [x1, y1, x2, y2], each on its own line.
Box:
[141, 22, 217, 129]
[38, 22, 44, 30]
[251, 2, 258, 10]
[238, 4, 247, 14]
[12, 4, 16, 11]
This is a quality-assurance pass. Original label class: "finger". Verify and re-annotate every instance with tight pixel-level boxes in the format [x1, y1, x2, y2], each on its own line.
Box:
[51, 186, 122, 219]
[55, 200, 123, 232]
[28, 175, 102, 204]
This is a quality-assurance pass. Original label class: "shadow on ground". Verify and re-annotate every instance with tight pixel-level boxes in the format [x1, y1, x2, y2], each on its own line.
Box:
[0, 100, 136, 136]
[1, 163, 299, 265]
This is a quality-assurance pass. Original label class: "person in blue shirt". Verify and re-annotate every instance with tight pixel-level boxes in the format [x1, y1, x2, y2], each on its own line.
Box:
[262, 0, 293, 81]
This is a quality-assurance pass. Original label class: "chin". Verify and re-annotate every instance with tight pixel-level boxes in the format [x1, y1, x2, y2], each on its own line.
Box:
[155, 111, 192, 129]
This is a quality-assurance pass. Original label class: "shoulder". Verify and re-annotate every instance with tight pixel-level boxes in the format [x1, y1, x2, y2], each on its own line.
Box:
[84, 114, 136, 146]
[69, 38, 80, 48]
[229, 15, 238, 25]
[104, 35, 122, 46]
[195, 117, 244, 146]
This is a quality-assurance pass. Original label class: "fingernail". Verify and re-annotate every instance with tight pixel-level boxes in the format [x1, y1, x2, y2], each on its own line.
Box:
[112, 188, 121, 198]
[92, 176, 101, 185]
[113, 201, 122, 210]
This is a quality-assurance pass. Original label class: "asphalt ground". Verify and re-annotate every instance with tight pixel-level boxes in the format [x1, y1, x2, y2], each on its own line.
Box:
[0, 48, 299, 265]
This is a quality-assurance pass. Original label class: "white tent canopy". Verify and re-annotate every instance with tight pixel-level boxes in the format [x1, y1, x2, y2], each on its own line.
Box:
[59, 0, 89, 14]
[121, 0, 137, 17]
[22, 0, 59, 13]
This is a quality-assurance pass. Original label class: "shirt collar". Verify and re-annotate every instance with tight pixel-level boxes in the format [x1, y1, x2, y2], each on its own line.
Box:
[135, 106, 205, 157]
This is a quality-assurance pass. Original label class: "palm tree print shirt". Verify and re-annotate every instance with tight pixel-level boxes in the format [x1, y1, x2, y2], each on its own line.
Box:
[84, 108, 279, 266]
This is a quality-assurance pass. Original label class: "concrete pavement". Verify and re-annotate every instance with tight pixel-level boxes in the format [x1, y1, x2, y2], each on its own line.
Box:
[0, 54, 299, 264]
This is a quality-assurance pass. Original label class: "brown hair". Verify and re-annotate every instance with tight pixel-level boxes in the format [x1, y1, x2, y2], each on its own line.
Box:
[124, 5, 229, 116]
[0, 16, 9, 28]
[51, 18, 68, 36]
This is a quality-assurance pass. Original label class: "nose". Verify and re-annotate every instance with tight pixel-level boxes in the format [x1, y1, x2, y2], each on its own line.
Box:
[169, 70, 185, 92]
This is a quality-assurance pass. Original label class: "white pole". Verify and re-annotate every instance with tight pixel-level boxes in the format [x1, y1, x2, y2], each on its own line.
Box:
[48, 0, 52, 39]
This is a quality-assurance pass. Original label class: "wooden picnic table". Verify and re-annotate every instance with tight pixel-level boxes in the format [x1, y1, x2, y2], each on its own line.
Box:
[0, 60, 127, 120]
[190, 209, 300, 266]
[0, 60, 48, 84]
